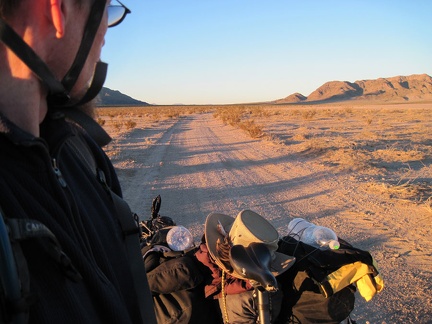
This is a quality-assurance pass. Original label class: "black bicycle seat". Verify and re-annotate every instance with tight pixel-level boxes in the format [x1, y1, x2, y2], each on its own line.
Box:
[229, 243, 277, 291]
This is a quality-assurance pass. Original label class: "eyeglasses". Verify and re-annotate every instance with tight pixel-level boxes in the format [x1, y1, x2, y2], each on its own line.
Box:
[107, 0, 131, 28]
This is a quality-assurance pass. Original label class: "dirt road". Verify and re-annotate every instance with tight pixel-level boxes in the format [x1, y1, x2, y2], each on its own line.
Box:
[107, 112, 432, 324]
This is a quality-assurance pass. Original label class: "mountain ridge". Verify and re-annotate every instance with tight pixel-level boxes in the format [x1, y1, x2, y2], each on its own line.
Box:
[97, 73, 432, 106]
[96, 87, 149, 106]
[275, 73, 432, 104]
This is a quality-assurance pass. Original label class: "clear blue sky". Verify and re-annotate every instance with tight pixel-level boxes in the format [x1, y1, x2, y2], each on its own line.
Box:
[102, 1, 432, 105]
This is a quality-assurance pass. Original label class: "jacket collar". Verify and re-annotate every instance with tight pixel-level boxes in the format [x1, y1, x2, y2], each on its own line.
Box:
[0, 112, 39, 146]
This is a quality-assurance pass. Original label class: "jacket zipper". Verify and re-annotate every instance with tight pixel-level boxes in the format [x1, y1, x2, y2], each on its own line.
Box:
[14, 123, 111, 283]
[52, 158, 67, 188]
[51, 146, 110, 284]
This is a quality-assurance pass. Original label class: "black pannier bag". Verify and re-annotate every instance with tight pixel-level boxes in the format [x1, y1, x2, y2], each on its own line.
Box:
[141, 226, 221, 324]
[275, 236, 383, 324]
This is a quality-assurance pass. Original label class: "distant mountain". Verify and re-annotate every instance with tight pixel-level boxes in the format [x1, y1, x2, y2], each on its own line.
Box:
[279, 92, 308, 103]
[96, 87, 149, 106]
[275, 74, 432, 104]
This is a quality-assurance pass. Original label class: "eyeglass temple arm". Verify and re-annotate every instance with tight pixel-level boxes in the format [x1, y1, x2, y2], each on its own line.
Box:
[116, 0, 131, 14]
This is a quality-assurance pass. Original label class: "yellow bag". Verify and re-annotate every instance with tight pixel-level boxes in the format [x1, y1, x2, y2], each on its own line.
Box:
[316, 259, 384, 301]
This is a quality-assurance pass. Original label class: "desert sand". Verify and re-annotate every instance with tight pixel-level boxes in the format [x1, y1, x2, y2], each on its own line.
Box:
[98, 102, 432, 324]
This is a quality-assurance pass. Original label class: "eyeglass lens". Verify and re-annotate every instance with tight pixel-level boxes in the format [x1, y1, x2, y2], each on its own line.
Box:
[108, 6, 128, 27]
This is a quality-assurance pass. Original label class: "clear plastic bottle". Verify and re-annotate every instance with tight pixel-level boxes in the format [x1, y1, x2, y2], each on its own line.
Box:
[287, 218, 340, 250]
[166, 225, 193, 251]
[287, 218, 312, 240]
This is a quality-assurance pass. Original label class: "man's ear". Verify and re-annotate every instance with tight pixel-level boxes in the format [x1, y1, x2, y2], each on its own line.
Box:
[50, 0, 65, 38]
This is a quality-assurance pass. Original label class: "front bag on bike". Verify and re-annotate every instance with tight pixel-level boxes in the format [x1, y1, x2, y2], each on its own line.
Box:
[276, 237, 383, 324]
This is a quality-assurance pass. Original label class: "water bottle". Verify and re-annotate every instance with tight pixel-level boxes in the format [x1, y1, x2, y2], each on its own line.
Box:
[287, 218, 312, 239]
[287, 218, 340, 250]
[166, 225, 193, 251]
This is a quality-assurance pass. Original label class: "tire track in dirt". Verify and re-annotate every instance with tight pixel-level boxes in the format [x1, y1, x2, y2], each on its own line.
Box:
[110, 118, 180, 217]
[132, 113, 336, 239]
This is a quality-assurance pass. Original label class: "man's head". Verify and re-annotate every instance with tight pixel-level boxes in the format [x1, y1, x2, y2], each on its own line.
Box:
[0, 0, 130, 108]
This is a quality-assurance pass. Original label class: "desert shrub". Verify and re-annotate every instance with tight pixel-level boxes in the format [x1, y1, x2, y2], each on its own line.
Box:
[344, 107, 353, 114]
[367, 181, 431, 202]
[302, 137, 330, 155]
[239, 120, 263, 138]
[213, 107, 244, 126]
[291, 109, 301, 117]
[125, 120, 137, 130]
[213, 107, 267, 138]
[292, 127, 310, 142]
[325, 148, 373, 171]
[97, 118, 106, 126]
[247, 107, 271, 118]
[425, 196, 432, 214]
[292, 133, 308, 141]
[164, 109, 180, 119]
[373, 147, 426, 163]
[302, 109, 317, 120]
[149, 113, 160, 123]
[113, 121, 122, 131]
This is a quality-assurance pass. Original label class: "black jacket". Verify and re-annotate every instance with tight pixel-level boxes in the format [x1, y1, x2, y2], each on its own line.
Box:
[0, 111, 142, 323]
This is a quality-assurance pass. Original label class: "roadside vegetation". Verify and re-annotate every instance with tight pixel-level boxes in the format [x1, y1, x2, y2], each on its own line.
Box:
[96, 105, 213, 133]
[212, 106, 268, 138]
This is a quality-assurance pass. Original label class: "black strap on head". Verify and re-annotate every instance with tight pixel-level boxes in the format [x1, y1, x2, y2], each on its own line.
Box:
[0, 18, 70, 105]
[0, 0, 108, 108]
[71, 60, 108, 107]
[60, 0, 106, 94]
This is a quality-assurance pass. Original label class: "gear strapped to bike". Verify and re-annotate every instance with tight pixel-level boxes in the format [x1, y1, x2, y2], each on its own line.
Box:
[138, 195, 219, 324]
[134, 195, 384, 324]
